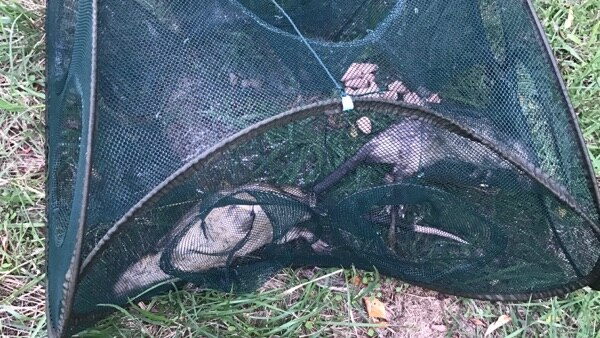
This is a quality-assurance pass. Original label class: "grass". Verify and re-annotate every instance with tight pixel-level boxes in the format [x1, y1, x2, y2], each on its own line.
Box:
[538, 0, 600, 172]
[0, 0, 599, 337]
[0, 0, 46, 337]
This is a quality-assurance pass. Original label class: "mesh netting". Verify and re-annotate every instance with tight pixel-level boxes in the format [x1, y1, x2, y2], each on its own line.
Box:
[46, 0, 600, 336]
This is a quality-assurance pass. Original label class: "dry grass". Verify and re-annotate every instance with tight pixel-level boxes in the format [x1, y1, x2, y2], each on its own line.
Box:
[1, 0, 599, 337]
[0, 0, 46, 336]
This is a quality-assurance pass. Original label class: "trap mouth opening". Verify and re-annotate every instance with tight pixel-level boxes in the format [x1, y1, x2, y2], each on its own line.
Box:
[75, 99, 600, 304]
[78, 99, 599, 278]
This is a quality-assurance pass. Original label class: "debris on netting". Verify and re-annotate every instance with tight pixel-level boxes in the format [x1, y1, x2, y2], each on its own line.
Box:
[356, 116, 372, 135]
[341, 63, 380, 82]
[426, 93, 442, 104]
[46, 0, 600, 336]
[341, 62, 440, 105]
[388, 81, 409, 95]
[403, 92, 426, 106]
[343, 63, 381, 98]
[381, 90, 399, 101]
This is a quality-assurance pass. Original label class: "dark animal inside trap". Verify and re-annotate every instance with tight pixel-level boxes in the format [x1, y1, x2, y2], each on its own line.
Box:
[46, 0, 600, 336]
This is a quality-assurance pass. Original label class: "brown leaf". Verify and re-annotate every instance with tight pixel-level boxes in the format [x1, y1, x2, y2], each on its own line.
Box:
[403, 92, 425, 106]
[485, 314, 511, 336]
[362, 73, 376, 82]
[356, 116, 372, 134]
[345, 78, 370, 89]
[341, 63, 379, 82]
[363, 297, 387, 321]
[346, 82, 380, 96]
[381, 90, 399, 101]
[353, 275, 362, 287]
[470, 318, 486, 327]
[387, 80, 409, 94]
[426, 93, 442, 104]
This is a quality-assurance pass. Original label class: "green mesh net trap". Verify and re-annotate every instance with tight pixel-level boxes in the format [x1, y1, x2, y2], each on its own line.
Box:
[46, 0, 600, 336]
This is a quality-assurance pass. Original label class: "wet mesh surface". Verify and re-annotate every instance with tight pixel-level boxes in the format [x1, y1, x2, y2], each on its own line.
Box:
[46, 0, 600, 336]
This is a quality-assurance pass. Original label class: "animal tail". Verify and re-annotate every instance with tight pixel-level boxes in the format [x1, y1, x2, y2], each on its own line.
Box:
[413, 224, 469, 244]
[364, 213, 469, 245]
[313, 151, 367, 195]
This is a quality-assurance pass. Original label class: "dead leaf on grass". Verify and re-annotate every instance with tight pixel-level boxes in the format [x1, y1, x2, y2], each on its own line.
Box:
[470, 318, 485, 327]
[563, 7, 574, 30]
[484, 314, 511, 336]
[363, 297, 388, 324]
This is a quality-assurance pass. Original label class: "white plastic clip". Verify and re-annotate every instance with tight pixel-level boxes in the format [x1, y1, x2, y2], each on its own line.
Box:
[342, 95, 354, 111]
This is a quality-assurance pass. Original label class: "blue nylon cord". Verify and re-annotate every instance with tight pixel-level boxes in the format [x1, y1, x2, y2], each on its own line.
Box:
[269, 0, 345, 95]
